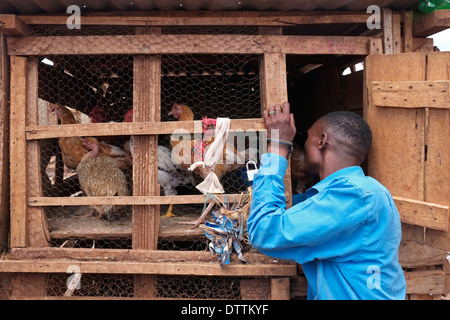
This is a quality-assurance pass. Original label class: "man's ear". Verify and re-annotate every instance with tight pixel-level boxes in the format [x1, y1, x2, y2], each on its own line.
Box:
[318, 133, 328, 150]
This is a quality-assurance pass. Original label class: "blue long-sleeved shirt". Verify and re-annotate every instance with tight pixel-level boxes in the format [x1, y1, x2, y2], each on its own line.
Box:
[247, 153, 406, 300]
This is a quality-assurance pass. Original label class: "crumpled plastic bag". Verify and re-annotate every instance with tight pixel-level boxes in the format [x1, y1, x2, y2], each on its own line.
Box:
[201, 209, 246, 267]
[419, 0, 450, 13]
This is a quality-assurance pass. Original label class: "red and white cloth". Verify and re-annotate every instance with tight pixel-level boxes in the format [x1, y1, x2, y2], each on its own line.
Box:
[189, 117, 230, 194]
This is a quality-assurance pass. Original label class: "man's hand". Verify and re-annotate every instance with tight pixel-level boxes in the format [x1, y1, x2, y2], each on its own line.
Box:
[263, 102, 296, 158]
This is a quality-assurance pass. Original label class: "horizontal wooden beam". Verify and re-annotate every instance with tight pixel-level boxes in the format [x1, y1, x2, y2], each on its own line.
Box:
[372, 80, 450, 109]
[26, 119, 266, 140]
[9, 247, 278, 264]
[19, 11, 371, 27]
[405, 270, 446, 295]
[394, 196, 449, 232]
[0, 14, 32, 36]
[399, 240, 449, 269]
[7, 34, 378, 56]
[28, 194, 247, 206]
[0, 254, 297, 277]
[413, 10, 450, 37]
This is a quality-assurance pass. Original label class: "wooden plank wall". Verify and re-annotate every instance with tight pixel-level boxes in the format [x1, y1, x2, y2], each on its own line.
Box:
[366, 52, 450, 299]
[423, 52, 450, 253]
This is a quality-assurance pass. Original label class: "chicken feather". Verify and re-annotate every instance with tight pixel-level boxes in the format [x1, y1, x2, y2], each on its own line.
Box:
[51, 105, 132, 170]
[76, 137, 130, 221]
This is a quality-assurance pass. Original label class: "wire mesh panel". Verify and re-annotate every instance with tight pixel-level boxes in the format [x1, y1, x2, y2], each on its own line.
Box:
[35, 48, 262, 251]
[46, 273, 248, 299]
[36, 54, 134, 249]
[159, 53, 261, 222]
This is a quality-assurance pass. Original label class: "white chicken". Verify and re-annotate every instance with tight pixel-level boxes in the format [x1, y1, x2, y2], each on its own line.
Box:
[127, 136, 195, 217]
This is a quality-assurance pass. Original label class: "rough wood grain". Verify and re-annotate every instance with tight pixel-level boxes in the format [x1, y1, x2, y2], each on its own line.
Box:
[9, 56, 27, 248]
[7, 34, 377, 56]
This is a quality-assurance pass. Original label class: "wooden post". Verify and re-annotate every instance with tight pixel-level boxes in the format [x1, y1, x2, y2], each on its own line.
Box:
[382, 8, 394, 54]
[0, 33, 10, 250]
[132, 26, 161, 298]
[10, 56, 27, 248]
[260, 52, 292, 208]
[26, 57, 50, 246]
[403, 11, 414, 53]
[392, 13, 402, 53]
[271, 277, 290, 300]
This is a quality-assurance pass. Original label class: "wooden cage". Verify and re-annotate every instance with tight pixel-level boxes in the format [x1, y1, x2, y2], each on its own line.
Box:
[0, 7, 449, 300]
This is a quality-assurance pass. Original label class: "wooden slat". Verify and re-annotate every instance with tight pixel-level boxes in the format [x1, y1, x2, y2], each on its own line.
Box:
[394, 196, 449, 232]
[403, 11, 413, 53]
[399, 240, 448, 269]
[413, 10, 450, 37]
[7, 35, 377, 56]
[372, 80, 450, 109]
[0, 14, 32, 36]
[28, 194, 245, 206]
[382, 8, 394, 54]
[423, 52, 450, 252]
[270, 277, 291, 300]
[9, 247, 283, 264]
[0, 259, 297, 277]
[132, 50, 160, 252]
[18, 11, 371, 27]
[392, 13, 402, 54]
[9, 56, 27, 248]
[26, 57, 50, 246]
[260, 52, 292, 208]
[0, 34, 10, 249]
[405, 270, 446, 295]
[26, 118, 266, 140]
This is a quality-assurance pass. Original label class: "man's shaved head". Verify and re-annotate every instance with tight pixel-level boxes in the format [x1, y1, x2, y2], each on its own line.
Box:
[321, 111, 372, 161]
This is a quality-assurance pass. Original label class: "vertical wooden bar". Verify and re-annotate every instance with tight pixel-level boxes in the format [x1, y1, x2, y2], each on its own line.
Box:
[132, 27, 161, 297]
[10, 57, 48, 300]
[260, 52, 292, 208]
[382, 8, 394, 54]
[9, 56, 27, 248]
[424, 52, 450, 252]
[403, 11, 414, 53]
[392, 13, 402, 54]
[0, 33, 10, 249]
[369, 39, 383, 55]
[270, 277, 290, 300]
[26, 57, 50, 246]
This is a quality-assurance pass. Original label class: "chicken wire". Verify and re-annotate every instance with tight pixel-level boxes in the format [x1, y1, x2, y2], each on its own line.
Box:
[46, 273, 247, 299]
[31, 26, 262, 251]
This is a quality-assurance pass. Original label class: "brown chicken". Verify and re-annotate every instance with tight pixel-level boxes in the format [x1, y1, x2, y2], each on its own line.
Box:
[169, 103, 252, 227]
[51, 105, 132, 171]
[76, 137, 130, 221]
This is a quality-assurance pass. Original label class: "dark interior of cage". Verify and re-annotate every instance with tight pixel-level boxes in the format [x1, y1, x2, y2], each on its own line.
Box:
[37, 53, 364, 249]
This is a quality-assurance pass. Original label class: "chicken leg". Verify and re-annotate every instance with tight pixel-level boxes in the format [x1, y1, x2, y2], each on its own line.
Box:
[178, 202, 215, 229]
[161, 204, 176, 218]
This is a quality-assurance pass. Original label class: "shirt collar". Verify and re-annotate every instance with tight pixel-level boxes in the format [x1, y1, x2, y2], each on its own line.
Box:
[309, 166, 365, 193]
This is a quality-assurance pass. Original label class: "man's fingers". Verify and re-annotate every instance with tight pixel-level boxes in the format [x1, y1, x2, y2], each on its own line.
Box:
[282, 102, 290, 116]
[263, 110, 269, 124]
[290, 113, 296, 131]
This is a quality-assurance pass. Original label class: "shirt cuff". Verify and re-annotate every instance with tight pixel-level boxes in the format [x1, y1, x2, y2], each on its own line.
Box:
[257, 153, 288, 179]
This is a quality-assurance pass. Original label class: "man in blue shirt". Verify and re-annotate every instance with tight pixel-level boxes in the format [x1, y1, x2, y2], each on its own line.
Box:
[247, 102, 406, 300]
